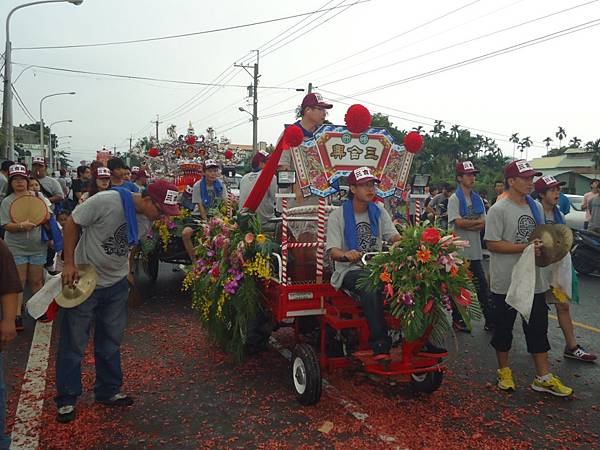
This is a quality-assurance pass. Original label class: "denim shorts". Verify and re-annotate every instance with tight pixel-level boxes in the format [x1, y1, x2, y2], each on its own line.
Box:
[13, 254, 47, 266]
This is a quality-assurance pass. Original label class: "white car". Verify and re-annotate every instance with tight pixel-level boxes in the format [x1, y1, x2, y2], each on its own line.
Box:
[565, 194, 586, 230]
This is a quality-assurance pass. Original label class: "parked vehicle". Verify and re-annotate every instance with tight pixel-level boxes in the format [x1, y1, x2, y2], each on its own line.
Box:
[565, 194, 585, 230]
[571, 228, 600, 275]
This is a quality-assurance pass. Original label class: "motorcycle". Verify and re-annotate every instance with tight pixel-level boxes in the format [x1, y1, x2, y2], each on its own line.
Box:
[571, 228, 600, 275]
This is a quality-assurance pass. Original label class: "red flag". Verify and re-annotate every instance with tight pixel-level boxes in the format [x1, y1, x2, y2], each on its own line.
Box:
[242, 125, 304, 212]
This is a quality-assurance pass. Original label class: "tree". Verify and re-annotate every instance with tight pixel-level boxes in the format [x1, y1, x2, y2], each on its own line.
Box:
[520, 136, 533, 160]
[450, 124, 460, 138]
[412, 125, 425, 133]
[555, 126, 567, 148]
[569, 136, 581, 148]
[431, 120, 445, 136]
[510, 133, 520, 157]
[585, 139, 600, 169]
[543, 136, 553, 155]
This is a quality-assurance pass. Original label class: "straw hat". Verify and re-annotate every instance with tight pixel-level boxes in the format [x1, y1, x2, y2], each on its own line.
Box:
[9, 195, 50, 225]
[530, 224, 573, 267]
[56, 264, 97, 308]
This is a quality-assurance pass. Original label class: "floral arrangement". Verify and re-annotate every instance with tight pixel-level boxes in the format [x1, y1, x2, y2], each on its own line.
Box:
[142, 209, 192, 254]
[359, 224, 482, 343]
[183, 216, 276, 361]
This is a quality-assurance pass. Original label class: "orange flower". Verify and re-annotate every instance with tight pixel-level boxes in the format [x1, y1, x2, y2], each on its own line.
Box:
[417, 248, 431, 264]
[380, 271, 392, 283]
[450, 266, 459, 278]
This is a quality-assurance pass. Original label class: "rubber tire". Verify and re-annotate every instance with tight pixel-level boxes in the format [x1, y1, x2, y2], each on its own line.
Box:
[411, 370, 443, 394]
[571, 247, 595, 275]
[291, 343, 322, 405]
[144, 252, 160, 282]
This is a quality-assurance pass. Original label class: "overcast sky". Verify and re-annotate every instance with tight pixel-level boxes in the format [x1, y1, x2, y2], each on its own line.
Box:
[3, 0, 599, 163]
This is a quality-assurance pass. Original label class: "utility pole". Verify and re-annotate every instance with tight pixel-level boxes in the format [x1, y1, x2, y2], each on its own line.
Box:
[234, 50, 259, 152]
[129, 135, 133, 152]
[151, 115, 162, 143]
[307, 82, 313, 94]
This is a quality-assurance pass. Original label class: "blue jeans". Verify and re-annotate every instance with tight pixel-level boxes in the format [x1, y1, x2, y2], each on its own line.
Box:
[55, 277, 129, 407]
[0, 353, 10, 449]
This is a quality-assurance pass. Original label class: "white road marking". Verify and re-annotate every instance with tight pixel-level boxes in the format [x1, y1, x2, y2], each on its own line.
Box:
[10, 321, 53, 450]
[269, 337, 404, 447]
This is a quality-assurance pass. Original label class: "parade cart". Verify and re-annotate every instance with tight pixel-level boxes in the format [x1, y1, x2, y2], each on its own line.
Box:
[245, 110, 460, 405]
[186, 105, 479, 406]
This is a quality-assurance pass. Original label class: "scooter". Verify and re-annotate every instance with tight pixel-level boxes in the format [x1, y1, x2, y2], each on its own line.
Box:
[571, 228, 600, 275]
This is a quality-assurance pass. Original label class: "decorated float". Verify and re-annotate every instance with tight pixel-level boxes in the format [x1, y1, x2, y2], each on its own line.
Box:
[184, 105, 481, 405]
[134, 123, 244, 281]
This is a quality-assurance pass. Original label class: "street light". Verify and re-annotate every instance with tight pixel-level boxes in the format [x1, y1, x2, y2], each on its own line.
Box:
[1, 0, 84, 160]
[47, 119, 73, 170]
[40, 92, 75, 166]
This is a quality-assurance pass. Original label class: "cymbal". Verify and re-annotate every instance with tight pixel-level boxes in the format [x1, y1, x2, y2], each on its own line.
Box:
[530, 224, 573, 267]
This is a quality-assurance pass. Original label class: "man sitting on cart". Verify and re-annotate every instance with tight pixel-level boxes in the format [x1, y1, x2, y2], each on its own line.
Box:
[182, 160, 229, 263]
[238, 150, 277, 231]
[326, 167, 401, 360]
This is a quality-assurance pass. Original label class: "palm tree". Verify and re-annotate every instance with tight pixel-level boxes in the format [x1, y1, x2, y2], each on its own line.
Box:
[431, 120, 445, 136]
[520, 136, 533, 160]
[569, 136, 581, 148]
[543, 136, 553, 155]
[412, 125, 425, 133]
[555, 126, 567, 148]
[450, 124, 460, 138]
[510, 132, 520, 158]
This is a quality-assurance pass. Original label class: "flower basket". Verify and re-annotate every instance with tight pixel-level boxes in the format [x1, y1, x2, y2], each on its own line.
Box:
[183, 216, 277, 361]
[142, 209, 193, 255]
[358, 224, 482, 344]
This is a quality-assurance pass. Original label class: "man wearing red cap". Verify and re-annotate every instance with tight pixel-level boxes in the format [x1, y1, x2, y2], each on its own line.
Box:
[57, 179, 180, 423]
[534, 176, 596, 362]
[31, 156, 64, 210]
[133, 169, 149, 193]
[239, 150, 277, 228]
[326, 167, 400, 358]
[485, 160, 572, 396]
[448, 161, 492, 332]
[279, 93, 332, 208]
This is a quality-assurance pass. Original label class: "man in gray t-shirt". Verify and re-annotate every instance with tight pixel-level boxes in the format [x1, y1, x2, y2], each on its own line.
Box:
[326, 167, 400, 358]
[448, 161, 491, 331]
[56, 180, 180, 423]
[238, 151, 277, 227]
[31, 159, 64, 209]
[484, 159, 572, 397]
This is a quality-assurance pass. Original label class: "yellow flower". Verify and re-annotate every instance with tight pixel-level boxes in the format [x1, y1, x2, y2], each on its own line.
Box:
[256, 234, 266, 244]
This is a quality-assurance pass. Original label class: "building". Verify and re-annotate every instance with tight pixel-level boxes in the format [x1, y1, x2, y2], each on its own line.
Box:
[530, 148, 600, 194]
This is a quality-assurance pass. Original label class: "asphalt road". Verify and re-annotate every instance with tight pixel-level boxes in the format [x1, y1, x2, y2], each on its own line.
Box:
[3, 263, 599, 449]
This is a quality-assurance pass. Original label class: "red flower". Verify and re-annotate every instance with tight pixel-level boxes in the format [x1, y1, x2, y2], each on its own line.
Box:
[421, 227, 441, 244]
[455, 288, 472, 306]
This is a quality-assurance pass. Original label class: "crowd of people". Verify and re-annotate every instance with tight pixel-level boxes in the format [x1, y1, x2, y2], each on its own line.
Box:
[0, 92, 598, 446]
[0, 154, 179, 438]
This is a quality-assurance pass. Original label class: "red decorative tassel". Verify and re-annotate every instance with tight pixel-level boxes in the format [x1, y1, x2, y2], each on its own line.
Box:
[404, 131, 424, 153]
[344, 104, 372, 133]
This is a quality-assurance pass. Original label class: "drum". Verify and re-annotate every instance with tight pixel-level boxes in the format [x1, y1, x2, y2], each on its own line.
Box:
[9, 195, 50, 225]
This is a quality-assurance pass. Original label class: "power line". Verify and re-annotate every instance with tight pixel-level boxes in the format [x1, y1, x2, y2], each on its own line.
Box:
[318, 0, 600, 87]
[345, 18, 600, 97]
[13, 1, 373, 51]
[11, 84, 36, 122]
[269, 0, 483, 89]
[183, 0, 349, 127]
[10, 62, 304, 89]
[260, 0, 350, 58]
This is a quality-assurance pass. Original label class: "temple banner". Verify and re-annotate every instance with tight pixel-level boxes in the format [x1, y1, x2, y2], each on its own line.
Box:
[290, 125, 414, 198]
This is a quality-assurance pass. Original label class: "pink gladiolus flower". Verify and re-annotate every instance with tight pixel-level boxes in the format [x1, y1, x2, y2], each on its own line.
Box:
[384, 283, 394, 298]
[245, 233, 254, 244]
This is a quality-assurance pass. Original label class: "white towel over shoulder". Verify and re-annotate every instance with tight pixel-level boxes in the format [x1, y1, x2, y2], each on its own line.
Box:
[505, 244, 536, 323]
